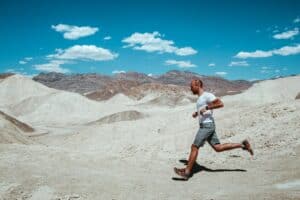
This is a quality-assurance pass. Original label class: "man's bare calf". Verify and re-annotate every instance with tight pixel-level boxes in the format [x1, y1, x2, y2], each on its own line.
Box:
[211, 143, 243, 152]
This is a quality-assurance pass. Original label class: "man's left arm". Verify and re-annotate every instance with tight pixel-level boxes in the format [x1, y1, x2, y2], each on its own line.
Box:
[200, 97, 224, 114]
[206, 98, 224, 110]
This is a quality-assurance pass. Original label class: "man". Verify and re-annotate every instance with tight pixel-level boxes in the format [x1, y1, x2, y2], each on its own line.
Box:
[174, 79, 253, 180]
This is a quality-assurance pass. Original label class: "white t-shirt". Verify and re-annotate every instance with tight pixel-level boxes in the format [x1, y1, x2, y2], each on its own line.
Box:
[196, 91, 217, 124]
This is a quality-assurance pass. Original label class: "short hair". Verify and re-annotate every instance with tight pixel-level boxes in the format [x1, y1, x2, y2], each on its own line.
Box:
[192, 79, 203, 88]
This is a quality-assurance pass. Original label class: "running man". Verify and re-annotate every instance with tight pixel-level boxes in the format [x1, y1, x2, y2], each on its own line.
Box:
[174, 79, 253, 180]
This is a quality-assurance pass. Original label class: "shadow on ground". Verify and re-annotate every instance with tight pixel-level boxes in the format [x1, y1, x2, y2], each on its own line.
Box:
[172, 159, 247, 181]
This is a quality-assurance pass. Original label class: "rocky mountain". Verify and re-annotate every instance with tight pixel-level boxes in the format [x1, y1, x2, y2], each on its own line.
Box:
[32, 72, 112, 94]
[114, 71, 156, 84]
[31, 70, 252, 101]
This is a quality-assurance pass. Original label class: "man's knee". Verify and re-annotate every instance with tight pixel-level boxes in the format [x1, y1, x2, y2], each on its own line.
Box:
[191, 144, 199, 151]
[212, 144, 222, 152]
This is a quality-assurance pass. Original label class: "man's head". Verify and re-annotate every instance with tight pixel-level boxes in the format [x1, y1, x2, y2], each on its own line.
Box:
[190, 79, 203, 95]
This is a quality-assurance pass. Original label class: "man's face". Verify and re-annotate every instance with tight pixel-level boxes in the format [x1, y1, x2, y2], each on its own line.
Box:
[190, 81, 199, 95]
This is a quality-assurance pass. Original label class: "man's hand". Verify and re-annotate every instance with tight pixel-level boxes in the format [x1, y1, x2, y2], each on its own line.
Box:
[192, 112, 198, 118]
[199, 107, 207, 115]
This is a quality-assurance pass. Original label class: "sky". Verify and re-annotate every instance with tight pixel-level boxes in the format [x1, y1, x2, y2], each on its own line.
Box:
[0, 0, 300, 80]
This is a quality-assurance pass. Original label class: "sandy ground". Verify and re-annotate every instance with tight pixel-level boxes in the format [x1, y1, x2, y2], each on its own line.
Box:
[0, 75, 300, 200]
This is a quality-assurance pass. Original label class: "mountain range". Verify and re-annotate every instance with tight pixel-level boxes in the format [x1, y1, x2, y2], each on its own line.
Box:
[31, 70, 252, 101]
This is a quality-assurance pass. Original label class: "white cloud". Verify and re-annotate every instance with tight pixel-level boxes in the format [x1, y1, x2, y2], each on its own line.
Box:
[34, 60, 70, 73]
[165, 59, 196, 68]
[215, 71, 227, 76]
[175, 47, 197, 56]
[38, 45, 117, 73]
[273, 28, 299, 39]
[267, 25, 279, 32]
[147, 73, 153, 77]
[235, 44, 300, 59]
[208, 63, 215, 67]
[228, 61, 249, 67]
[25, 57, 33, 61]
[19, 57, 33, 65]
[260, 66, 272, 74]
[47, 45, 118, 61]
[261, 66, 271, 70]
[112, 70, 126, 74]
[19, 61, 27, 65]
[104, 36, 112, 40]
[260, 70, 270, 74]
[260, 66, 279, 74]
[293, 17, 300, 23]
[272, 44, 300, 56]
[249, 78, 258, 81]
[122, 32, 197, 56]
[235, 50, 273, 59]
[5, 69, 16, 73]
[51, 24, 99, 40]
[5, 68, 28, 76]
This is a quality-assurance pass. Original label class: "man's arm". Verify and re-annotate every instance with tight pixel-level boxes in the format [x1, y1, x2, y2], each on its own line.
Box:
[199, 98, 224, 115]
[206, 98, 224, 110]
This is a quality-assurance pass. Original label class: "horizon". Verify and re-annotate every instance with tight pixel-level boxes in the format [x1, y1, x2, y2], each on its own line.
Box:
[1, 0, 300, 81]
[5, 69, 300, 82]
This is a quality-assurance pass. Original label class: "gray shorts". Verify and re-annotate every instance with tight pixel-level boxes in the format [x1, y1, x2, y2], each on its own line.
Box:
[193, 122, 220, 148]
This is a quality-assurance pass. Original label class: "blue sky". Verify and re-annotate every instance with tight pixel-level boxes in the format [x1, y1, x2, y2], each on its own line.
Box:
[0, 0, 300, 80]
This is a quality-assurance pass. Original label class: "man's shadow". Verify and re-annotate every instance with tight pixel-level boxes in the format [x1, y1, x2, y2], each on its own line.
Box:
[172, 159, 247, 181]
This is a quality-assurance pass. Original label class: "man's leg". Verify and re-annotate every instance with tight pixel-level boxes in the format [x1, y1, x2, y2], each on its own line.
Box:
[211, 143, 243, 152]
[210, 140, 254, 155]
[183, 126, 211, 174]
[183, 142, 243, 174]
[207, 129, 253, 155]
[185, 144, 199, 174]
[174, 127, 207, 178]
